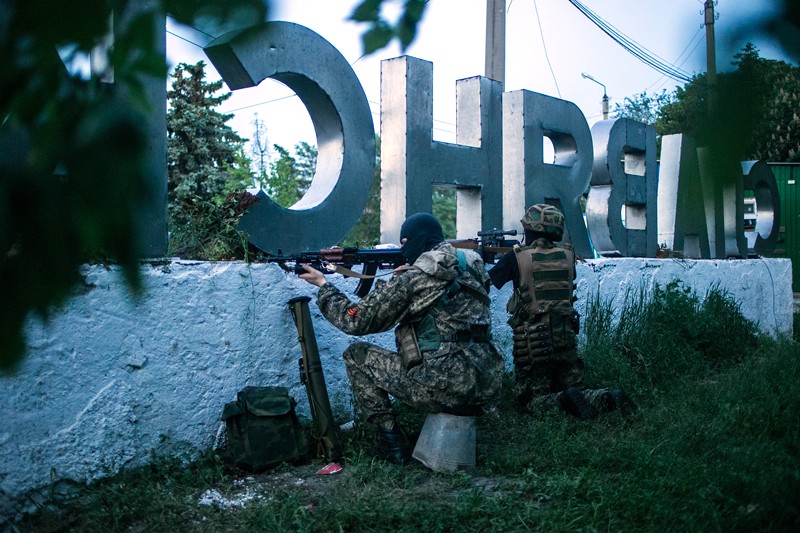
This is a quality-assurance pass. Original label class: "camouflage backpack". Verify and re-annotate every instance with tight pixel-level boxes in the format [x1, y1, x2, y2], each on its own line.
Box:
[220, 386, 308, 471]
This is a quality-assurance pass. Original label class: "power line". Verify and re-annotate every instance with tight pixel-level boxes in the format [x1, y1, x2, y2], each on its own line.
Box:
[166, 18, 458, 137]
[645, 25, 704, 93]
[533, 0, 561, 97]
[166, 29, 204, 48]
[567, 0, 694, 83]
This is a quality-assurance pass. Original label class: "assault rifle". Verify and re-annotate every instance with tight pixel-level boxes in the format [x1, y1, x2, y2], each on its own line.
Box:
[269, 228, 520, 298]
[269, 247, 405, 298]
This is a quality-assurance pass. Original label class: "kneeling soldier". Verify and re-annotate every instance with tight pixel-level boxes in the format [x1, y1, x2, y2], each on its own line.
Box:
[488, 204, 636, 419]
[298, 213, 504, 463]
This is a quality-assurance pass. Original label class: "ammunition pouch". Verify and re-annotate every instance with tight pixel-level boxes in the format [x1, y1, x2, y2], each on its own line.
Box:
[550, 313, 578, 351]
[395, 322, 424, 370]
[512, 321, 554, 367]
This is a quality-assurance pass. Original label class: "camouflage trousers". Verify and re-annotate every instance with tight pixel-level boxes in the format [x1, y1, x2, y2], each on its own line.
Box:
[514, 346, 609, 413]
[343, 341, 500, 427]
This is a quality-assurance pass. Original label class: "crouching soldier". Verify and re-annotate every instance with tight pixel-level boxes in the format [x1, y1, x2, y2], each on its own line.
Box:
[488, 204, 636, 419]
[298, 213, 504, 463]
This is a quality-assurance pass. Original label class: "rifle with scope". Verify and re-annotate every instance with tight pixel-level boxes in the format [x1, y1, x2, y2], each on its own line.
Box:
[267, 228, 520, 297]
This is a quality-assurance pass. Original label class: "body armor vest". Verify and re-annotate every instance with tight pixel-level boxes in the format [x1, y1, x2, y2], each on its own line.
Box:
[507, 239, 577, 367]
[511, 238, 575, 317]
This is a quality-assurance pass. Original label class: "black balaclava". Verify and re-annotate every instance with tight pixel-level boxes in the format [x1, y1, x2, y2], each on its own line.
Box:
[399, 213, 444, 265]
[524, 230, 550, 245]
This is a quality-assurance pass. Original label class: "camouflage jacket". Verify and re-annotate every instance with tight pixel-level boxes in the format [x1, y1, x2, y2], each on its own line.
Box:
[316, 242, 504, 406]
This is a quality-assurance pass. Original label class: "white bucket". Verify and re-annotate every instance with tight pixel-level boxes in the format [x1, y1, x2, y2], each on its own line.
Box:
[412, 412, 477, 472]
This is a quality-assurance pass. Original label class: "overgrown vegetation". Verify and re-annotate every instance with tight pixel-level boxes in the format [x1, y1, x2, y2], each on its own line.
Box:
[615, 44, 800, 162]
[13, 285, 799, 532]
[1, 0, 272, 370]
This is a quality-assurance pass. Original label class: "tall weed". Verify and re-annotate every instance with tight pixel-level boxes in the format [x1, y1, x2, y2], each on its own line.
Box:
[583, 281, 760, 402]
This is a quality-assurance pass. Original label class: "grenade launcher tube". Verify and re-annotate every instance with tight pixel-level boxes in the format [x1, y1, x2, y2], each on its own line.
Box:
[287, 296, 343, 462]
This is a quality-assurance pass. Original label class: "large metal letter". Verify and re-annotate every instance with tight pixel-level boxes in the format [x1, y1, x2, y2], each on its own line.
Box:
[126, 2, 168, 256]
[741, 160, 781, 257]
[502, 90, 593, 258]
[204, 22, 375, 254]
[380, 56, 503, 243]
[586, 118, 657, 257]
[657, 134, 710, 258]
[698, 148, 748, 258]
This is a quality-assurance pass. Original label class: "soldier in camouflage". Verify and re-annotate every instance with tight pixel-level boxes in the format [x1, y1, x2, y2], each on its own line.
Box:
[298, 213, 504, 464]
[488, 204, 636, 419]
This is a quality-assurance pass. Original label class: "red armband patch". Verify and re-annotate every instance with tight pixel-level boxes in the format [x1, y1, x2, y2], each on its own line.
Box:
[346, 307, 359, 318]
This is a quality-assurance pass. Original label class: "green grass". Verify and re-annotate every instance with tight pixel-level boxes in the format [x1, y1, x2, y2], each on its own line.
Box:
[11, 284, 800, 532]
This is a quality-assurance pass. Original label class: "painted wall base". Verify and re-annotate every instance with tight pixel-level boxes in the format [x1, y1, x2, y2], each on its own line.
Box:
[1, 257, 792, 515]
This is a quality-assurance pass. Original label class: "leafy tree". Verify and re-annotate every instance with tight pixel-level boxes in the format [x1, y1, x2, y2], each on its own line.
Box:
[265, 144, 300, 207]
[433, 187, 457, 239]
[293, 141, 318, 184]
[341, 136, 382, 247]
[735, 44, 800, 161]
[166, 60, 255, 259]
[264, 142, 316, 207]
[0, 0, 268, 371]
[349, 0, 428, 54]
[657, 44, 800, 162]
[612, 89, 673, 125]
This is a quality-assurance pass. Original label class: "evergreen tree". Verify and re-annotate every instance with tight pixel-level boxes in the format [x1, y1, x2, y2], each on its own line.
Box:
[167, 61, 250, 215]
[166, 61, 255, 259]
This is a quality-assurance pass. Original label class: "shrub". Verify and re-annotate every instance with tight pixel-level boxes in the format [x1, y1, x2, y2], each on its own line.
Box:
[582, 281, 760, 401]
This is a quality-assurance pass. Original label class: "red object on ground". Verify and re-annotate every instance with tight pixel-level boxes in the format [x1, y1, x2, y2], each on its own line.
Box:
[316, 462, 343, 475]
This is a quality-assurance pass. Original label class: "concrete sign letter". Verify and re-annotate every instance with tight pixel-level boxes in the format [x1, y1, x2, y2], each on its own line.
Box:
[657, 134, 710, 258]
[741, 160, 781, 257]
[698, 148, 748, 258]
[204, 22, 375, 254]
[502, 90, 593, 258]
[379, 56, 503, 244]
[586, 118, 657, 257]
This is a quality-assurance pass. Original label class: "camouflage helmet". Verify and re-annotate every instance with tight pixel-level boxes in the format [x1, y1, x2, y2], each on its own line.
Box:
[520, 204, 565, 239]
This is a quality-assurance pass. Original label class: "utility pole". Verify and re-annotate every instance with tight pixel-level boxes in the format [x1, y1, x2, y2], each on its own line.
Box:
[485, 0, 505, 89]
[704, 0, 717, 112]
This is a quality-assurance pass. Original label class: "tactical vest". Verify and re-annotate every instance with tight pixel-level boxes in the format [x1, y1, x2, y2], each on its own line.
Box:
[510, 238, 575, 318]
[410, 250, 492, 352]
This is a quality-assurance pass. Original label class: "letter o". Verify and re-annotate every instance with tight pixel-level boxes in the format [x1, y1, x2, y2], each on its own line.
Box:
[741, 160, 781, 256]
[205, 22, 375, 254]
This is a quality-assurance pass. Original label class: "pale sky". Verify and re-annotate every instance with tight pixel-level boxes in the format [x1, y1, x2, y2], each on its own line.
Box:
[166, 0, 793, 155]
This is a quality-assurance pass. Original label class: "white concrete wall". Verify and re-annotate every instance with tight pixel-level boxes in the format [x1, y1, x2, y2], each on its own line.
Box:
[0, 258, 792, 513]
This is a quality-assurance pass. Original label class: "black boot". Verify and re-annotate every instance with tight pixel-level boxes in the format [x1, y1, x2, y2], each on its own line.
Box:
[557, 387, 598, 420]
[600, 389, 638, 415]
[368, 425, 413, 465]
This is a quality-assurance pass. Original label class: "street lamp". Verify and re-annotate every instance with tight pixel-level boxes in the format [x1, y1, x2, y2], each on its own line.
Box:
[581, 72, 609, 120]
